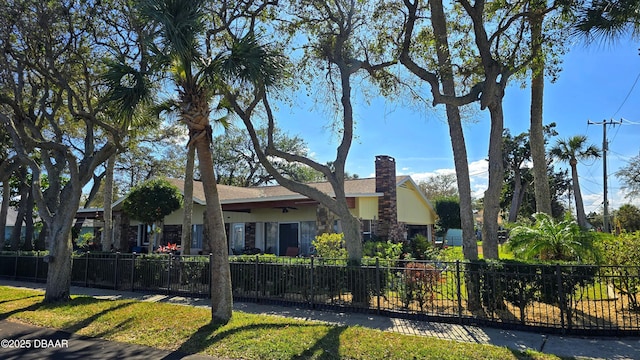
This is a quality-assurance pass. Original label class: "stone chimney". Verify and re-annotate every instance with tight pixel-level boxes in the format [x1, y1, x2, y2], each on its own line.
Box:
[375, 155, 398, 240]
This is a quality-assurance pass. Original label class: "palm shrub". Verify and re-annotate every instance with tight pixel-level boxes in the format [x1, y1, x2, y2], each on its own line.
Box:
[507, 213, 600, 263]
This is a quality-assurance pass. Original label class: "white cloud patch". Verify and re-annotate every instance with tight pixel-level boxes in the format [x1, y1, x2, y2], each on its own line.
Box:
[581, 192, 603, 214]
[408, 159, 489, 199]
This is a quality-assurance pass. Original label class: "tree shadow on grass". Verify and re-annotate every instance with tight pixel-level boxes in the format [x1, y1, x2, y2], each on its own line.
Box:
[292, 326, 346, 360]
[0, 294, 43, 305]
[162, 318, 345, 360]
[1, 294, 136, 338]
[59, 298, 135, 334]
[0, 302, 44, 321]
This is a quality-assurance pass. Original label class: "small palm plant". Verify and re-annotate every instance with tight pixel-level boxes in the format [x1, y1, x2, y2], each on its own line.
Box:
[507, 213, 599, 262]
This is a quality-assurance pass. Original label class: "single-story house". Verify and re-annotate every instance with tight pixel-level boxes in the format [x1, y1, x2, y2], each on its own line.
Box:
[101, 155, 437, 255]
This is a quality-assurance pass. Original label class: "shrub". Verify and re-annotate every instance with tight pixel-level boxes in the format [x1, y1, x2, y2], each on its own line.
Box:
[407, 234, 440, 260]
[363, 240, 403, 260]
[508, 213, 600, 263]
[312, 233, 347, 259]
[598, 231, 640, 310]
[400, 262, 443, 310]
[77, 232, 97, 251]
[472, 260, 598, 319]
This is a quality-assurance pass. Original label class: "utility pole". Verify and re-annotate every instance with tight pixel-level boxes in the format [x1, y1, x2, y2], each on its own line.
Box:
[587, 119, 622, 233]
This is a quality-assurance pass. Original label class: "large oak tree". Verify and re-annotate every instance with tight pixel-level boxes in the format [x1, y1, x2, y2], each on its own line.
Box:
[0, 0, 137, 302]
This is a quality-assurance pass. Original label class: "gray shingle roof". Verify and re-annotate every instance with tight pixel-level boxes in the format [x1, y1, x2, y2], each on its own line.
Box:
[165, 176, 411, 204]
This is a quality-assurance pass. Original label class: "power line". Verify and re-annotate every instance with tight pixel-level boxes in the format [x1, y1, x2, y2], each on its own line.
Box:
[612, 72, 640, 118]
[621, 118, 640, 125]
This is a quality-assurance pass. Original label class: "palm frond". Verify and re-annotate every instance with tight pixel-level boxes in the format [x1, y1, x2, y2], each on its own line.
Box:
[204, 33, 287, 88]
[550, 135, 601, 162]
[574, 0, 640, 43]
[138, 0, 205, 65]
[507, 212, 598, 262]
[102, 59, 153, 126]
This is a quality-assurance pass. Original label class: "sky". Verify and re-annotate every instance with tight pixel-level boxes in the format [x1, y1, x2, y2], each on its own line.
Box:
[246, 35, 640, 215]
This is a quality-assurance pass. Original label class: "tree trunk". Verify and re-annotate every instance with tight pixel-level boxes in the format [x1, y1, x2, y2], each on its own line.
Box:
[195, 140, 233, 324]
[337, 207, 362, 265]
[35, 223, 46, 251]
[112, 212, 125, 251]
[429, 0, 478, 262]
[0, 180, 9, 249]
[147, 224, 154, 254]
[529, 13, 552, 216]
[10, 172, 29, 251]
[44, 219, 74, 302]
[23, 187, 34, 250]
[429, 0, 481, 311]
[102, 154, 115, 252]
[44, 228, 73, 302]
[181, 144, 195, 255]
[44, 189, 81, 303]
[153, 220, 164, 251]
[570, 161, 588, 228]
[482, 103, 504, 260]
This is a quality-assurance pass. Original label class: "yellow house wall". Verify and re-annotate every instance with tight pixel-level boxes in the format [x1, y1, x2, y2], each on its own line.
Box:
[354, 197, 379, 220]
[397, 184, 436, 225]
[163, 205, 205, 225]
[158, 204, 317, 225]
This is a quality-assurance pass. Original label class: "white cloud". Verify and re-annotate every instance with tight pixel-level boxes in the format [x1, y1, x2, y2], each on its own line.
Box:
[582, 192, 603, 214]
[408, 159, 489, 199]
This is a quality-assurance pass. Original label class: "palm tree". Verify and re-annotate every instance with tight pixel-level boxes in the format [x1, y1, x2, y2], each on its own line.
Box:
[575, 0, 640, 41]
[507, 212, 598, 262]
[107, 0, 282, 323]
[550, 135, 601, 228]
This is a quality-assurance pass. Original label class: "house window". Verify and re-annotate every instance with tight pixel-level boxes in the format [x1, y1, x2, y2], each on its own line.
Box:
[333, 220, 342, 233]
[191, 224, 203, 249]
[300, 221, 316, 256]
[139, 224, 150, 245]
[362, 220, 372, 241]
[255, 222, 265, 253]
[230, 223, 245, 255]
[265, 222, 278, 254]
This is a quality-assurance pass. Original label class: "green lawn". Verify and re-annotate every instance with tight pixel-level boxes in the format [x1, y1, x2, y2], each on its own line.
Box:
[0, 286, 561, 359]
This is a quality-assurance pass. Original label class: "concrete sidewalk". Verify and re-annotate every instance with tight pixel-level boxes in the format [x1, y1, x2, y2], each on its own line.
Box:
[1, 279, 639, 359]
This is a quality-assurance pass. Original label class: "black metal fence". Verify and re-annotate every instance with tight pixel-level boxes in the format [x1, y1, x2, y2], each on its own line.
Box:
[1, 252, 639, 335]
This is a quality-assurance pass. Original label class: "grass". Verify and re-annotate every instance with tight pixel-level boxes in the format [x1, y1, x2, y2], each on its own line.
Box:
[0, 286, 562, 359]
[441, 243, 515, 261]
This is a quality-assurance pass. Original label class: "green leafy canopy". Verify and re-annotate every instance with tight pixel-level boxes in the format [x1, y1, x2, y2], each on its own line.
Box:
[122, 178, 183, 224]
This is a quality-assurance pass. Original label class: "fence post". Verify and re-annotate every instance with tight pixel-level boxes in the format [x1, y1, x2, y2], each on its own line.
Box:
[310, 256, 315, 309]
[556, 263, 567, 333]
[84, 252, 90, 287]
[13, 252, 18, 280]
[130, 253, 136, 292]
[456, 260, 463, 322]
[254, 255, 259, 303]
[114, 252, 120, 290]
[376, 258, 381, 314]
[167, 254, 172, 295]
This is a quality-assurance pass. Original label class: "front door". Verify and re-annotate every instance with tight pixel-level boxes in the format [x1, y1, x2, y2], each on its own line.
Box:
[278, 223, 299, 256]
